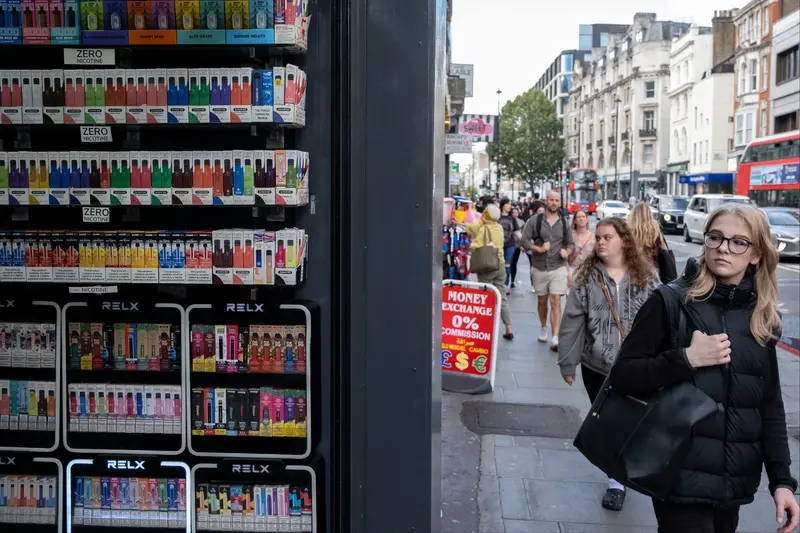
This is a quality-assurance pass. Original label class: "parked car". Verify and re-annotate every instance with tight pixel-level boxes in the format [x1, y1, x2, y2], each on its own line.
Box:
[596, 200, 630, 219]
[648, 195, 690, 234]
[683, 194, 755, 243]
[762, 207, 800, 259]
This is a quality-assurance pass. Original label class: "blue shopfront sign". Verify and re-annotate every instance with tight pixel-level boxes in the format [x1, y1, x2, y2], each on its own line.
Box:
[750, 163, 799, 186]
[680, 172, 734, 184]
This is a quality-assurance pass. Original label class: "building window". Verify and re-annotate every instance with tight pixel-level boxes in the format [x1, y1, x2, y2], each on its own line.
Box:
[643, 110, 655, 130]
[693, 143, 697, 164]
[775, 112, 799, 133]
[762, 55, 769, 89]
[776, 45, 800, 84]
[681, 127, 687, 155]
[745, 112, 754, 144]
[673, 130, 679, 157]
[704, 140, 709, 163]
[735, 114, 745, 147]
[682, 94, 688, 117]
[644, 144, 654, 163]
[750, 58, 758, 91]
[694, 107, 698, 128]
[625, 85, 631, 103]
[756, 10, 761, 38]
[645, 81, 655, 98]
[624, 112, 630, 130]
[763, 6, 769, 35]
[761, 107, 768, 137]
[739, 62, 747, 94]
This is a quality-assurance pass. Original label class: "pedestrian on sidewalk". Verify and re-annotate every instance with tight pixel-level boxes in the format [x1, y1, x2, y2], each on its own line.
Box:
[557, 217, 659, 512]
[610, 204, 799, 533]
[458, 204, 514, 340]
[498, 198, 517, 293]
[508, 207, 526, 288]
[520, 191, 574, 350]
[567, 209, 594, 287]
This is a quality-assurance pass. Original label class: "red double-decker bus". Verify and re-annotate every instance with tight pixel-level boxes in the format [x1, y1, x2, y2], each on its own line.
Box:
[565, 168, 599, 214]
[735, 130, 799, 207]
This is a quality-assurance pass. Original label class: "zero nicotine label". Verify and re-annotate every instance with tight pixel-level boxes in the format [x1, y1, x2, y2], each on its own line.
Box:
[80, 126, 113, 143]
[82, 206, 110, 223]
[64, 48, 116, 65]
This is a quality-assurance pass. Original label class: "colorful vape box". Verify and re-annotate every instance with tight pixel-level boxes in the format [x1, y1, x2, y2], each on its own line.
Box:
[252, 150, 272, 205]
[251, 69, 272, 122]
[190, 150, 213, 205]
[107, 151, 130, 206]
[0, 0, 23, 44]
[20, 0, 49, 43]
[212, 229, 233, 284]
[225, 325, 238, 371]
[170, 151, 192, 204]
[84, 71, 105, 124]
[213, 324, 226, 372]
[272, 66, 284, 106]
[21, 70, 43, 124]
[229, 67, 251, 122]
[62, 69, 84, 124]
[41, 70, 64, 124]
[191, 231, 212, 284]
[45, 151, 67, 205]
[68, 151, 89, 205]
[26, 153, 47, 205]
[208, 68, 229, 122]
[145, 69, 167, 123]
[87, 151, 109, 204]
[7, 152, 28, 206]
[0, 153, 9, 206]
[150, 151, 172, 205]
[258, 387, 271, 436]
[104, 69, 126, 124]
[124, 69, 145, 123]
[231, 229, 254, 284]
[0, 324, 10, 368]
[130, 0, 176, 44]
[130, 150, 151, 206]
[50, 0, 80, 43]
[0, 71, 22, 124]
[166, 68, 188, 122]
[188, 68, 209, 123]
[224, 0, 247, 29]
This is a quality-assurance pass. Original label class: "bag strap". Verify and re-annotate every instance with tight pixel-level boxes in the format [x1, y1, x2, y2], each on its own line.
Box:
[535, 213, 543, 244]
[482, 225, 491, 246]
[599, 275, 625, 342]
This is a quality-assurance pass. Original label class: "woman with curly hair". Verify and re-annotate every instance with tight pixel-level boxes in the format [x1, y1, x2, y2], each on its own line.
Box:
[557, 217, 660, 512]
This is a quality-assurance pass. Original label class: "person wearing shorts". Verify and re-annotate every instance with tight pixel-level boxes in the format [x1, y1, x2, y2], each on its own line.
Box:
[520, 191, 574, 351]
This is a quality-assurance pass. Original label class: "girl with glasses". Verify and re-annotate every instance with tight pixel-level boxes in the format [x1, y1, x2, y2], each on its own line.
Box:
[610, 204, 798, 533]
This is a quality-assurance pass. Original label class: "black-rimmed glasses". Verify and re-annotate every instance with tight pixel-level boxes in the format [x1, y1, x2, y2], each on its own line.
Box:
[704, 232, 752, 254]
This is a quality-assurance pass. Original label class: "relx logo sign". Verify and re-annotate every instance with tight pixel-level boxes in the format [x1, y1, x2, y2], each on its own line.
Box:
[106, 460, 145, 470]
[0, 300, 15, 308]
[102, 302, 139, 311]
[0, 457, 17, 465]
[231, 464, 270, 474]
[226, 303, 264, 313]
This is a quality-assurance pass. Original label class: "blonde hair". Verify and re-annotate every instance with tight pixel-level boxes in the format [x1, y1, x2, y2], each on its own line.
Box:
[628, 202, 661, 251]
[688, 203, 781, 346]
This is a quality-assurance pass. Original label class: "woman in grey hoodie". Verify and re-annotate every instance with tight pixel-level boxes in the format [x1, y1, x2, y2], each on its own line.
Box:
[557, 217, 660, 512]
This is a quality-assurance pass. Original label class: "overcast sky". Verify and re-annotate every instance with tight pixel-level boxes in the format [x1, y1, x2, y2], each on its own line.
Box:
[449, 0, 741, 167]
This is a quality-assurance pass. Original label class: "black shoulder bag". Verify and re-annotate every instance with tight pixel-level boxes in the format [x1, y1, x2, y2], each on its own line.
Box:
[572, 282, 718, 500]
[657, 234, 678, 284]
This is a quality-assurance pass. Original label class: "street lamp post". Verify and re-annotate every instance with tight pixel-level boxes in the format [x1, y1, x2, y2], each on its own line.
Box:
[613, 95, 621, 200]
[496, 88, 502, 196]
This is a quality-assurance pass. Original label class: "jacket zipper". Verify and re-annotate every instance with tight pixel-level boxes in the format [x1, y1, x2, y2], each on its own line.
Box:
[720, 286, 735, 499]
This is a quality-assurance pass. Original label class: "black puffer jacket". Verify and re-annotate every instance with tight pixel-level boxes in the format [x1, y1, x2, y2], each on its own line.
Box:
[611, 258, 797, 508]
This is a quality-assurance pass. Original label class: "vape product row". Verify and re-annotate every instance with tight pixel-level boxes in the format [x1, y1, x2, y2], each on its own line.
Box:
[212, 228, 306, 285]
[191, 324, 306, 375]
[0, 322, 57, 368]
[68, 383, 182, 434]
[68, 321, 180, 372]
[190, 387, 306, 438]
[0, 229, 305, 285]
[0, 0, 81, 46]
[196, 483, 311, 532]
[0, 380, 57, 431]
[0, 475, 58, 524]
[72, 476, 186, 528]
[0, 150, 310, 207]
[0, 65, 306, 125]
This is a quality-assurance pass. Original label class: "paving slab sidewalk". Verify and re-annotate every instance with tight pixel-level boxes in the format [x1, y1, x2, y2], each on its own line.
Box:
[442, 275, 800, 533]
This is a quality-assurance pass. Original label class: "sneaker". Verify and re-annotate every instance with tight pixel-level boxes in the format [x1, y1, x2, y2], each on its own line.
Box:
[531, 287, 536, 294]
[505, 286, 510, 295]
[511, 282, 516, 288]
[538, 328, 548, 343]
[550, 335, 559, 351]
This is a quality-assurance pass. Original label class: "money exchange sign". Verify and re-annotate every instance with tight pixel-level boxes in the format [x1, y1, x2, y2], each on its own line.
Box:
[441, 283, 498, 377]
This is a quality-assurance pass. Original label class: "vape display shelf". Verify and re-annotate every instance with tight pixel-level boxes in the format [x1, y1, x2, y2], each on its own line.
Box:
[191, 461, 316, 533]
[190, 372, 304, 389]
[0, 456, 63, 533]
[66, 458, 189, 533]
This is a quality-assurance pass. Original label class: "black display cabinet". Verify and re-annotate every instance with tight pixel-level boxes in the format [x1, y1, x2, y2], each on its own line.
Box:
[0, 0, 444, 530]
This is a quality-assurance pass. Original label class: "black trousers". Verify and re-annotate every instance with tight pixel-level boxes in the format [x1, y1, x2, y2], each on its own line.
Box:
[509, 248, 531, 283]
[653, 500, 740, 533]
[581, 364, 607, 404]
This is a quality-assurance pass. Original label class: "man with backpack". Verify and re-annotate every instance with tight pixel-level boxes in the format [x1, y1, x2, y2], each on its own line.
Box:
[520, 191, 574, 351]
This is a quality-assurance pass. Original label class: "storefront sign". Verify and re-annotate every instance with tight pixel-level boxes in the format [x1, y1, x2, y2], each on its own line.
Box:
[441, 280, 500, 394]
[445, 133, 473, 154]
[458, 115, 497, 143]
[448, 63, 474, 97]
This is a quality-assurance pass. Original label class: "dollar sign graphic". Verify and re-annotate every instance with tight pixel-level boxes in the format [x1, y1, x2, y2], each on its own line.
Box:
[455, 352, 469, 371]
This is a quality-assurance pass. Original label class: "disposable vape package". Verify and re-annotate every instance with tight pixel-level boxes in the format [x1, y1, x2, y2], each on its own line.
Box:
[69, 151, 91, 205]
[214, 386, 227, 431]
[62, 69, 84, 124]
[104, 69, 126, 124]
[202, 387, 214, 431]
[128, 476, 140, 524]
[166, 68, 189, 123]
[50, 0, 81, 44]
[157, 232, 173, 283]
[236, 388, 249, 431]
[24, 153, 46, 205]
[0, 379, 9, 430]
[212, 324, 226, 372]
[170, 152, 192, 205]
[188, 68, 210, 123]
[130, 151, 151, 206]
[177, 479, 187, 527]
[0, 71, 23, 125]
[231, 229, 254, 284]
[212, 229, 233, 284]
[230, 68, 251, 123]
[44, 151, 66, 205]
[246, 325, 261, 372]
[125, 69, 146, 124]
[134, 323, 148, 371]
[250, 150, 269, 205]
[109, 150, 131, 206]
[145, 69, 168, 124]
[297, 151, 309, 205]
[155, 323, 169, 371]
[0, 153, 9, 206]
[275, 149, 297, 205]
[88, 151, 111, 205]
[283, 388, 296, 437]
[241, 484, 255, 528]
[21, 70, 43, 124]
[84, 71, 105, 124]
[10, 322, 25, 368]
[134, 231, 157, 283]
[276, 485, 289, 526]
[294, 389, 306, 437]
[150, 152, 172, 206]
[193, 231, 213, 284]
[189, 151, 212, 205]
[208, 68, 230, 123]
[250, 69, 272, 122]
[0, 323, 10, 368]
[225, 387, 237, 433]
[225, 325, 238, 372]
[8, 152, 29, 207]
[258, 387, 271, 436]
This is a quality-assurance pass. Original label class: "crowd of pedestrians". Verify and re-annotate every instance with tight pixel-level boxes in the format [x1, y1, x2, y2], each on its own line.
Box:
[467, 193, 798, 533]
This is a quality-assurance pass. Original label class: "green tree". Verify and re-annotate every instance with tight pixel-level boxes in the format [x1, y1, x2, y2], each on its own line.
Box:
[487, 88, 565, 192]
